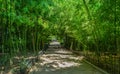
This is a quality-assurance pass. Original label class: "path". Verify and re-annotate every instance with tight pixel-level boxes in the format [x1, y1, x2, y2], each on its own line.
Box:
[29, 41, 107, 74]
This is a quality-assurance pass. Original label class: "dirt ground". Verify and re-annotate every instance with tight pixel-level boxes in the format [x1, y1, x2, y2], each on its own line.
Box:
[1, 41, 108, 74]
[29, 46, 106, 74]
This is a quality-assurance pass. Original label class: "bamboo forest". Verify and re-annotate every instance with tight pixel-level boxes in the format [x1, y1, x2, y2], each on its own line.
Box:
[0, 0, 120, 74]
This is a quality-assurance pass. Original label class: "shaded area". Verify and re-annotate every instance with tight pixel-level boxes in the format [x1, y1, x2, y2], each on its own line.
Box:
[29, 42, 106, 74]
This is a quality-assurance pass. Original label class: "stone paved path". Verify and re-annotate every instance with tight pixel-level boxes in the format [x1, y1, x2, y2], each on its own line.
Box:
[29, 42, 107, 74]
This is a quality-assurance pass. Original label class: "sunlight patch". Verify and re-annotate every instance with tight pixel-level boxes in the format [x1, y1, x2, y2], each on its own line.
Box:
[57, 61, 80, 68]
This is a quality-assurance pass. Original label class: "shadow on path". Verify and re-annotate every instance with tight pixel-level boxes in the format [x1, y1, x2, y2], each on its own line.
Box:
[29, 42, 104, 74]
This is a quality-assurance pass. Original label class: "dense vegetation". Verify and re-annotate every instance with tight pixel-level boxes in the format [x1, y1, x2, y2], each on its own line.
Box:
[0, 0, 120, 74]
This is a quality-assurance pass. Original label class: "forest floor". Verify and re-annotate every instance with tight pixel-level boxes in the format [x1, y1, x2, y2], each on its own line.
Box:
[0, 41, 109, 74]
[28, 42, 107, 74]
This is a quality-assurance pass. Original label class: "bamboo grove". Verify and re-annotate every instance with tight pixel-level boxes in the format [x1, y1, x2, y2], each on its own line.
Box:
[0, 0, 120, 74]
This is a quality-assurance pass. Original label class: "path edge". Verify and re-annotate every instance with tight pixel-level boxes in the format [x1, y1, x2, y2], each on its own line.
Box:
[83, 59, 109, 74]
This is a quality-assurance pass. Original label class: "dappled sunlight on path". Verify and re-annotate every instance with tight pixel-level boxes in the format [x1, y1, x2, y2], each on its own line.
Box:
[29, 42, 105, 74]
[29, 49, 104, 74]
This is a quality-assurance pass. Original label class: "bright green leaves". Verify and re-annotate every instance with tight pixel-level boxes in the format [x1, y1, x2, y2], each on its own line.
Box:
[38, 17, 43, 25]
[38, 17, 49, 29]
[1, 0, 119, 53]
[51, 0, 119, 53]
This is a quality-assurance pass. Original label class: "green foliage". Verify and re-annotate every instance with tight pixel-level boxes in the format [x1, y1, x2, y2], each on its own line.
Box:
[0, 0, 119, 52]
[0, 1, 119, 73]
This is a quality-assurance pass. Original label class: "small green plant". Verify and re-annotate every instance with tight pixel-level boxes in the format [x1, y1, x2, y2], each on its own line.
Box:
[19, 59, 32, 74]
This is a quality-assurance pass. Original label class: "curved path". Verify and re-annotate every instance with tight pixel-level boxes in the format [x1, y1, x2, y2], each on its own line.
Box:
[29, 41, 108, 74]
